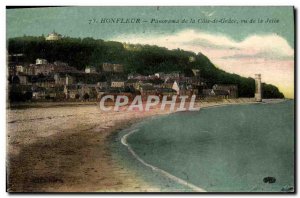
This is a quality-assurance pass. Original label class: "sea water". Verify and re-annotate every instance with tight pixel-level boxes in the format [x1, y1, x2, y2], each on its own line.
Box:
[114, 100, 294, 192]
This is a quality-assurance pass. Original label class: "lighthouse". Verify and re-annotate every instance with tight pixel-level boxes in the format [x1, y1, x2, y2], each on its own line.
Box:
[255, 74, 262, 102]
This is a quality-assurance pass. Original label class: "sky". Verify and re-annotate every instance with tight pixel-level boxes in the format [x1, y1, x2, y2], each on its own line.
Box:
[6, 6, 295, 98]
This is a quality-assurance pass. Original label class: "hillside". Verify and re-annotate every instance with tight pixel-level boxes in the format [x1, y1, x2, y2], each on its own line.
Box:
[7, 36, 284, 98]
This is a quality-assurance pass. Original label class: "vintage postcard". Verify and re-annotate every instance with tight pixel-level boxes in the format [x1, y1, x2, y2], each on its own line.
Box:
[6, 6, 295, 193]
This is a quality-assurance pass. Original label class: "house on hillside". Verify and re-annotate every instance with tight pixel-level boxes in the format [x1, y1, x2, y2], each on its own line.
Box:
[85, 66, 97, 73]
[172, 80, 199, 96]
[212, 84, 238, 98]
[157, 88, 177, 98]
[154, 72, 165, 79]
[139, 84, 156, 96]
[53, 62, 80, 73]
[163, 71, 181, 80]
[34, 64, 54, 75]
[11, 75, 29, 85]
[203, 89, 215, 97]
[111, 80, 125, 88]
[15, 65, 25, 74]
[64, 85, 80, 99]
[45, 31, 62, 41]
[127, 73, 147, 80]
[45, 86, 65, 100]
[32, 87, 46, 100]
[102, 63, 124, 73]
[164, 78, 175, 89]
[97, 81, 108, 89]
[36, 58, 48, 65]
[54, 73, 75, 86]
[35, 75, 56, 88]
[214, 90, 229, 98]
[126, 78, 140, 90]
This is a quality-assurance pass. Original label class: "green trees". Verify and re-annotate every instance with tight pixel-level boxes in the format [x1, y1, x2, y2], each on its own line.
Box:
[8, 36, 284, 98]
[83, 93, 90, 100]
[262, 83, 284, 98]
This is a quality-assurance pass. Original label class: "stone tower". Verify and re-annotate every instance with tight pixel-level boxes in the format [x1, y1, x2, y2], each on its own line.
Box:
[255, 74, 262, 102]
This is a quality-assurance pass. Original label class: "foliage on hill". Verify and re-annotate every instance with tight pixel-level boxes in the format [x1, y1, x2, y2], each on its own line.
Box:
[8, 36, 284, 98]
[262, 83, 284, 99]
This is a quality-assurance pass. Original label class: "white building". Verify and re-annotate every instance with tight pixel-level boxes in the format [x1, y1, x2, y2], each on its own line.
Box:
[46, 31, 62, 41]
[54, 74, 74, 85]
[172, 81, 180, 95]
[155, 72, 165, 79]
[16, 65, 24, 73]
[85, 66, 97, 73]
[111, 81, 125, 88]
[36, 58, 48, 65]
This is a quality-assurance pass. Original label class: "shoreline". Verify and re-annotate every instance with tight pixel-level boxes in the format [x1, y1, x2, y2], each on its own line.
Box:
[7, 98, 286, 192]
[116, 98, 291, 192]
[120, 128, 206, 192]
[114, 98, 288, 192]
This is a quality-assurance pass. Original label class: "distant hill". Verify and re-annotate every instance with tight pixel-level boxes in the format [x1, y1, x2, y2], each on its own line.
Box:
[7, 36, 284, 98]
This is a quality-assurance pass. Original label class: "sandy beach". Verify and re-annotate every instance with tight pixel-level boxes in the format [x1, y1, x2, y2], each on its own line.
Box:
[7, 98, 259, 192]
